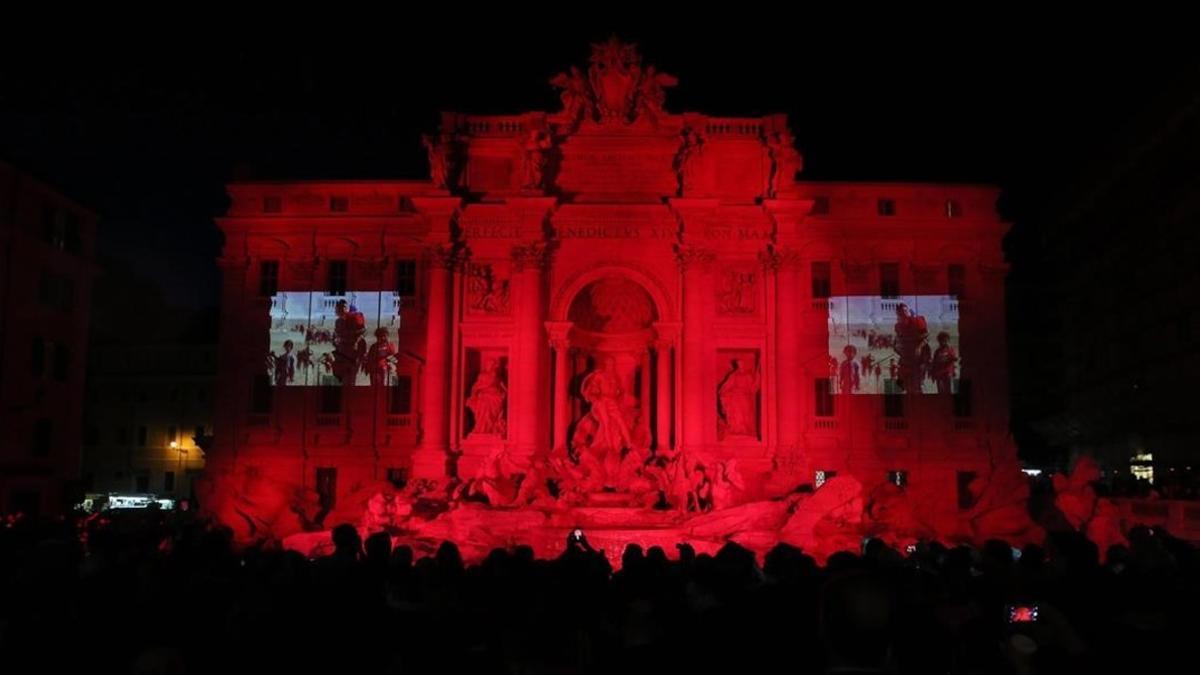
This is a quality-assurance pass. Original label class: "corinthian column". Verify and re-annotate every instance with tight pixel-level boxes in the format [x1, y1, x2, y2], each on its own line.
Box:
[511, 241, 550, 459]
[413, 245, 462, 480]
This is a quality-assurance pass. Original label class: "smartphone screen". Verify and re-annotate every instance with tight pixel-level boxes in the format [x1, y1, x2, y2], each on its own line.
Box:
[1008, 605, 1039, 623]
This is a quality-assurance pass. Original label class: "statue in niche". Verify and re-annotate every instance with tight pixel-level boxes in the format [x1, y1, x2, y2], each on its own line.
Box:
[718, 358, 760, 438]
[673, 126, 704, 197]
[520, 127, 553, 190]
[718, 269, 756, 314]
[571, 355, 638, 489]
[465, 358, 507, 436]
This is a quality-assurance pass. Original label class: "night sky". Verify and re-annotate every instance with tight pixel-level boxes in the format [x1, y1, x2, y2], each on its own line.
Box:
[1, 23, 1195, 308]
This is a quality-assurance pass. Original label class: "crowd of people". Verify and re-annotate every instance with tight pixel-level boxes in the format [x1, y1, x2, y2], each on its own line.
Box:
[0, 507, 1196, 674]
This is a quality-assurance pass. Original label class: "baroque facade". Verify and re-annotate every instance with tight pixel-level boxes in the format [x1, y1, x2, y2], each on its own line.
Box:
[201, 41, 1015, 553]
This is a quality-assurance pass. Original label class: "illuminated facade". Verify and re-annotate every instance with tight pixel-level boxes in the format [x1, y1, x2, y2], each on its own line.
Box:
[202, 41, 1015, 549]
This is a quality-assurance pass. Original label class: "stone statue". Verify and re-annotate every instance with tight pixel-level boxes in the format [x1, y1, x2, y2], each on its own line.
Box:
[718, 358, 759, 438]
[673, 127, 704, 196]
[466, 358, 507, 436]
[635, 65, 677, 126]
[421, 133, 449, 189]
[549, 65, 592, 127]
[767, 130, 803, 198]
[520, 128, 553, 190]
[589, 36, 641, 123]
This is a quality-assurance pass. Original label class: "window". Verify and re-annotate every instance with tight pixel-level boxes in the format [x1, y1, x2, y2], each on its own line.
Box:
[947, 264, 966, 299]
[117, 427, 130, 445]
[884, 389, 905, 418]
[877, 198, 896, 216]
[330, 196, 349, 212]
[259, 260, 279, 297]
[945, 199, 962, 218]
[888, 470, 908, 488]
[390, 375, 413, 414]
[43, 204, 66, 250]
[328, 260, 348, 296]
[953, 379, 973, 418]
[250, 373, 273, 414]
[263, 196, 283, 213]
[164, 471, 175, 493]
[320, 384, 343, 414]
[879, 262, 900, 298]
[386, 468, 408, 490]
[810, 196, 831, 215]
[63, 212, 82, 253]
[32, 419, 51, 456]
[814, 378, 834, 417]
[811, 261, 832, 299]
[396, 259, 417, 297]
[137, 426, 148, 447]
[136, 475, 150, 493]
[31, 337, 45, 376]
[53, 344, 69, 382]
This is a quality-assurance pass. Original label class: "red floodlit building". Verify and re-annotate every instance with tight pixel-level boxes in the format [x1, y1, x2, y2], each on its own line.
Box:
[202, 41, 1014, 549]
[0, 160, 98, 515]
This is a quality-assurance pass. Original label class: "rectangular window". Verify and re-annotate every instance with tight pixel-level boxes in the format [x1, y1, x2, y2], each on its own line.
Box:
[953, 379, 973, 418]
[64, 211, 82, 253]
[811, 261, 832, 299]
[263, 196, 283, 213]
[390, 375, 413, 414]
[947, 263, 966, 300]
[877, 198, 896, 216]
[136, 475, 150, 493]
[884, 390, 905, 418]
[386, 468, 408, 489]
[810, 196, 831, 215]
[320, 384, 343, 414]
[330, 196, 349, 212]
[879, 262, 900, 298]
[396, 259, 417, 297]
[814, 378, 835, 417]
[888, 470, 908, 488]
[945, 199, 963, 218]
[328, 260, 348, 296]
[259, 260, 279, 297]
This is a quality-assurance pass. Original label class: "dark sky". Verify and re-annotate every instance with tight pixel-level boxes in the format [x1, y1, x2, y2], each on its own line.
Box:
[2, 22, 1195, 308]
